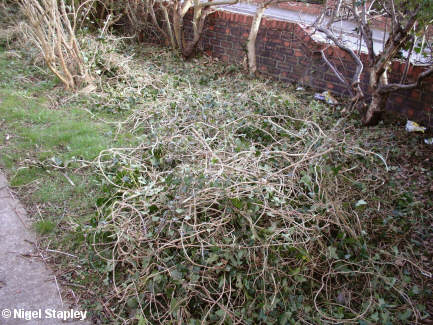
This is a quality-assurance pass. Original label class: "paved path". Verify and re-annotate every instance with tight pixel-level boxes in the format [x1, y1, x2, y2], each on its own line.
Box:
[0, 172, 89, 324]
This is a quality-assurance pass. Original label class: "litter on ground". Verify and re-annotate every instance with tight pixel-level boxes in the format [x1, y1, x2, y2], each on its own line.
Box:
[314, 90, 339, 105]
[406, 120, 426, 133]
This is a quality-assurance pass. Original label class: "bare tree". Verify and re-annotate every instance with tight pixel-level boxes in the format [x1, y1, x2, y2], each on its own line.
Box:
[20, 0, 93, 90]
[247, 0, 289, 75]
[145, 0, 239, 59]
[315, 0, 433, 125]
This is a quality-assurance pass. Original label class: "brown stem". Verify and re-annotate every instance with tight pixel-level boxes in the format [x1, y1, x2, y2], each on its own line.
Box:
[379, 66, 433, 93]
[400, 35, 416, 84]
[317, 27, 364, 110]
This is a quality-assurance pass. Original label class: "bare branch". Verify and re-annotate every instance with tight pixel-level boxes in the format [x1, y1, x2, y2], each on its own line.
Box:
[20, 0, 92, 90]
[317, 27, 363, 88]
[326, 0, 343, 28]
[198, 0, 239, 9]
[320, 50, 353, 96]
[317, 26, 364, 111]
[400, 34, 417, 84]
[379, 66, 433, 93]
[350, 0, 375, 62]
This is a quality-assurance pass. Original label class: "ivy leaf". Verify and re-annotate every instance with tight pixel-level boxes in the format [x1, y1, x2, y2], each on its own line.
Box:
[398, 309, 412, 321]
[170, 269, 183, 281]
[328, 246, 339, 259]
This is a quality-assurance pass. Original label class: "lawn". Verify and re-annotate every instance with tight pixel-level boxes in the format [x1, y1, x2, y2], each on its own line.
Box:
[0, 28, 432, 324]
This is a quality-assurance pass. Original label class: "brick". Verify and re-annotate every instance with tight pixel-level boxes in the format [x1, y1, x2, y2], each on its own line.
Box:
[281, 33, 292, 41]
[299, 57, 310, 66]
[266, 30, 282, 39]
[212, 46, 225, 56]
[325, 73, 344, 84]
[262, 44, 275, 51]
[225, 49, 244, 59]
[267, 66, 281, 76]
[332, 84, 350, 95]
[285, 55, 298, 65]
[205, 31, 217, 39]
[293, 66, 307, 75]
[218, 35, 233, 42]
[210, 39, 220, 46]
[232, 42, 244, 50]
[229, 26, 243, 37]
[257, 49, 272, 57]
[269, 51, 285, 61]
[269, 39, 282, 45]
[294, 24, 303, 34]
[394, 96, 404, 104]
[294, 49, 304, 57]
[290, 41, 305, 49]
[284, 49, 295, 57]
[407, 108, 415, 118]
[220, 40, 233, 49]
[214, 25, 227, 34]
[279, 21, 289, 30]
[411, 89, 421, 100]
[263, 19, 273, 28]
[311, 79, 327, 89]
[258, 56, 277, 67]
[277, 62, 293, 72]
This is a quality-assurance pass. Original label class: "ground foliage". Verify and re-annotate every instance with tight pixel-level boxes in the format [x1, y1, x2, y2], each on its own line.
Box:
[82, 42, 433, 324]
[0, 10, 432, 324]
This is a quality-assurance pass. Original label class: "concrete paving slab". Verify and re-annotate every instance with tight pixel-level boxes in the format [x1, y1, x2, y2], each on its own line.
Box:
[0, 172, 90, 324]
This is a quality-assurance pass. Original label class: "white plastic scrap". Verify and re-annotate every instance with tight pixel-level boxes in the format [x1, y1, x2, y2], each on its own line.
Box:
[314, 90, 339, 105]
[424, 138, 433, 145]
[405, 120, 426, 133]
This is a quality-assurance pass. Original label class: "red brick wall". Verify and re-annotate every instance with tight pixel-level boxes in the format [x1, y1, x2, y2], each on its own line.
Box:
[184, 10, 433, 124]
[250, 1, 392, 30]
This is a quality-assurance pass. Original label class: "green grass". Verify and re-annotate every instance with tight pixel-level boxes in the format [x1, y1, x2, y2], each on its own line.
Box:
[0, 46, 135, 188]
[0, 89, 109, 210]
[0, 47, 135, 245]
[34, 220, 56, 235]
[0, 90, 111, 160]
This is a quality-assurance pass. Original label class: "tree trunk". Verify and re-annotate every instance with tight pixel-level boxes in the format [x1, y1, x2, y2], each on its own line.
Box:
[182, 6, 207, 59]
[247, 4, 266, 75]
[172, 6, 183, 51]
[363, 67, 390, 126]
[363, 91, 389, 126]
